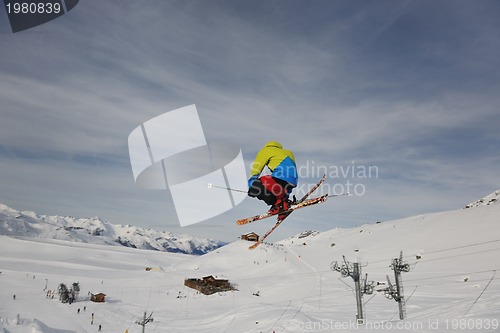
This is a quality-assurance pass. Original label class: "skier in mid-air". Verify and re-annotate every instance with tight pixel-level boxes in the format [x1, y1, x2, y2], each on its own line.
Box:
[247, 141, 298, 218]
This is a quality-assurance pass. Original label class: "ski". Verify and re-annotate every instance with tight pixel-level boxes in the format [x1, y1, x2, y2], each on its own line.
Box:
[236, 195, 328, 226]
[248, 194, 328, 250]
[236, 174, 326, 225]
[242, 174, 327, 250]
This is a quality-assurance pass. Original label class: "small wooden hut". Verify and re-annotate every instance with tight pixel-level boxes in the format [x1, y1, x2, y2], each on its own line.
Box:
[241, 232, 259, 242]
[90, 293, 106, 303]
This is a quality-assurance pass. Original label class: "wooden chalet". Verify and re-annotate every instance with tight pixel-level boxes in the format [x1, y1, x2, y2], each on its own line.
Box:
[90, 293, 106, 303]
[184, 275, 236, 295]
[241, 232, 259, 242]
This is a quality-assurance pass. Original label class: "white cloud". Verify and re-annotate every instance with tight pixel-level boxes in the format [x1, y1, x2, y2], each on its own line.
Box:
[0, 0, 499, 240]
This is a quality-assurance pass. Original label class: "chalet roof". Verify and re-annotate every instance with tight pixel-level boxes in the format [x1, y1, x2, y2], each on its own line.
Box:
[202, 275, 228, 282]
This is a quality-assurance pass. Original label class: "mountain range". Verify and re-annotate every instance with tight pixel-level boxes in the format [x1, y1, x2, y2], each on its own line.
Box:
[0, 203, 225, 255]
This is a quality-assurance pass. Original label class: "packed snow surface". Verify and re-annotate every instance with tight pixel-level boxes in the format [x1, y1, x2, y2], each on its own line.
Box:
[1, 192, 500, 332]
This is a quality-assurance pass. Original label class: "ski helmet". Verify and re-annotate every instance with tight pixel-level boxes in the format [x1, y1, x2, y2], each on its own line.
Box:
[265, 141, 283, 149]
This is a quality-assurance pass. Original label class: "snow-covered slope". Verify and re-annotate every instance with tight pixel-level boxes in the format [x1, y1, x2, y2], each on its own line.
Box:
[1, 193, 499, 332]
[0, 203, 225, 255]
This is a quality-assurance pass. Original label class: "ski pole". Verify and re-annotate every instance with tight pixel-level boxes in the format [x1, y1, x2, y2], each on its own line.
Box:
[328, 192, 351, 198]
[207, 183, 248, 193]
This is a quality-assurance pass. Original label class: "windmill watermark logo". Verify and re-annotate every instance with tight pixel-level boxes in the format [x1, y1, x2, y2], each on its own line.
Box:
[128, 105, 247, 227]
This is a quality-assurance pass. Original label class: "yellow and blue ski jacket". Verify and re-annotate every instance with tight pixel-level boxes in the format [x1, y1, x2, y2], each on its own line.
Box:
[248, 141, 298, 187]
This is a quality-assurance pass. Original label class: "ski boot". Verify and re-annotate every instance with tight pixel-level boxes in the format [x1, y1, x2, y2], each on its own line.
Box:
[268, 197, 293, 220]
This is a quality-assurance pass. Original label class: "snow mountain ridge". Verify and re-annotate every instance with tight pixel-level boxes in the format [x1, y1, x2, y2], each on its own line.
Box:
[464, 190, 500, 208]
[0, 203, 225, 255]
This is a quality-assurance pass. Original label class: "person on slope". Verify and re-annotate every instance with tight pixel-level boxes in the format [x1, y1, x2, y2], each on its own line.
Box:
[247, 141, 298, 218]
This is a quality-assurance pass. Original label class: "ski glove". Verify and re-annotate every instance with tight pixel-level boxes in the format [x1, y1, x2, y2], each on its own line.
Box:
[248, 175, 259, 189]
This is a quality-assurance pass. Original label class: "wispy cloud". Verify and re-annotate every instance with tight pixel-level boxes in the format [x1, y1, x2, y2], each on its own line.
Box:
[1, 0, 499, 241]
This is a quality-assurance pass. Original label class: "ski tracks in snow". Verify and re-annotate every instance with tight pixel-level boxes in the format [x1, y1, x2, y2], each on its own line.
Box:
[287, 246, 318, 274]
[286, 246, 325, 298]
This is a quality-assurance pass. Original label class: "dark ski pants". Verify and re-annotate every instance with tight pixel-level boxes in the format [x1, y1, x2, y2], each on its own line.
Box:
[248, 175, 294, 206]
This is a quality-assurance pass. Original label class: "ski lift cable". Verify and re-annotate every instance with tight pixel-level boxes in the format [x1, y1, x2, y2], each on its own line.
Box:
[464, 269, 497, 317]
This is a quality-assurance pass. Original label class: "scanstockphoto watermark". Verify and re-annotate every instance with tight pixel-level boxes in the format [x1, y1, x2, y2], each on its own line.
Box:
[284, 318, 424, 331]
[284, 318, 500, 331]
[297, 160, 379, 197]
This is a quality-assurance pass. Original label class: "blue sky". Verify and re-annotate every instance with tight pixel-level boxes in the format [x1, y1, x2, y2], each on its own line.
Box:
[1, 0, 499, 242]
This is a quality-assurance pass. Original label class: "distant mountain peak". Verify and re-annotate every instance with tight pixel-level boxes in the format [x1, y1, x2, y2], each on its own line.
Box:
[464, 190, 500, 209]
[0, 203, 225, 255]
